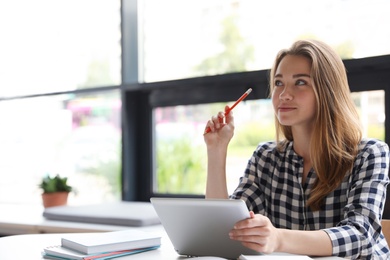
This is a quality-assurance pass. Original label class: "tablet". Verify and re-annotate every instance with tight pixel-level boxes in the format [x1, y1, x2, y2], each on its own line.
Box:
[150, 197, 262, 259]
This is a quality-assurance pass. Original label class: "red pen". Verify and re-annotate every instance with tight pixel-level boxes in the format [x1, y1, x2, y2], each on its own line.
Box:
[204, 88, 252, 135]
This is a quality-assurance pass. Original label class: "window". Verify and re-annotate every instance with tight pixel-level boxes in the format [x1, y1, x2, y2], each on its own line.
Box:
[0, 0, 121, 206]
[351, 91, 385, 141]
[0, 91, 121, 205]
[154, 99, 275, 195]
[0, 0, 121, 98]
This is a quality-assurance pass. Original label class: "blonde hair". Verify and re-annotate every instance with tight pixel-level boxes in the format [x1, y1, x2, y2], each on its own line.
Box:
[269, 39, 362, 211]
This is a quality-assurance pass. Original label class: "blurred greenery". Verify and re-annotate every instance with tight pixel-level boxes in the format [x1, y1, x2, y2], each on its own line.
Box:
[368, 125, 385, 141]
[157, 138, 206, 194]
[231, 122, 275, 147]
[156, 121, 276, 194]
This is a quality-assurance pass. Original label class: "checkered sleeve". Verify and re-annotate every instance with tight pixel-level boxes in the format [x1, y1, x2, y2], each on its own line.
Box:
[323, 139, 390, 259]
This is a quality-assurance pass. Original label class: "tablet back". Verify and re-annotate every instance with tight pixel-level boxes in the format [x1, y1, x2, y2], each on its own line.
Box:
[150, 197, 262, 259]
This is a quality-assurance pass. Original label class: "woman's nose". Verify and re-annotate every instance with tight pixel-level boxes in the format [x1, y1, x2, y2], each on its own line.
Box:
[279, 87, 293, 101]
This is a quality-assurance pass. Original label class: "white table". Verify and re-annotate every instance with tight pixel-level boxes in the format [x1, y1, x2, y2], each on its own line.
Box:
[0, 226, 183, 259]
[0, 230, 344, 260]
[0, 204, 343, 259]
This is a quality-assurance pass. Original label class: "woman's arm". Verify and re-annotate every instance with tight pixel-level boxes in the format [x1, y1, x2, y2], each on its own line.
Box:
[322, 139, 390, 258]
[230, 212, 333, 256]
[229, 139, 390, 258]
[204, 106, 234, 199]
[206, 145, 229, 199]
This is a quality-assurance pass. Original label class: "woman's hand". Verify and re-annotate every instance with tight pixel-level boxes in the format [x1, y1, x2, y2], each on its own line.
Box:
[203, 105, 235, 147]
[229, 211, 281, 254]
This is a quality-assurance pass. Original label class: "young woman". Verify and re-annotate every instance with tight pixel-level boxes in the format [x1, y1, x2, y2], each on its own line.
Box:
[204, 39, 390, 259]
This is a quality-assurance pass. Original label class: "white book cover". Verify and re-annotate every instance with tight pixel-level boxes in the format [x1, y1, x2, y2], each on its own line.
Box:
[61, 230, 161, 254]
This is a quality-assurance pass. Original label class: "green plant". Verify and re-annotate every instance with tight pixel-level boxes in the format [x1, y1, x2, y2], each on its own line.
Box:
[39, 174, 73, 193]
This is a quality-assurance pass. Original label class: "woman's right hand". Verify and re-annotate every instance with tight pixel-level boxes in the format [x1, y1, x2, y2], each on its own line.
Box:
[203, 105, 235, 147]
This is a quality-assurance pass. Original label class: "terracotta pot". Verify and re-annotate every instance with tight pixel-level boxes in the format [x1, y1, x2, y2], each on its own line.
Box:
[41, 192, 69, 208]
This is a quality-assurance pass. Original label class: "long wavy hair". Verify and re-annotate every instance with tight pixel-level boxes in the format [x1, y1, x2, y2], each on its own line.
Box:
[269, 39, 362, 211]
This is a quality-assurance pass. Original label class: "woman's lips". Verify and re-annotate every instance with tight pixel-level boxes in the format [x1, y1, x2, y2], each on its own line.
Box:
[278, 107, 296, 112]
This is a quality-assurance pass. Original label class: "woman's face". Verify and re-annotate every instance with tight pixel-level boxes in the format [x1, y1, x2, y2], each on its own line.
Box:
[272, 54, 317, 129]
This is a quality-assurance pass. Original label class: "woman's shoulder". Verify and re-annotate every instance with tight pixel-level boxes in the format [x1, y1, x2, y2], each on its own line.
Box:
[358, 138, 389, 153]
[355, 138, 390, 163]
[353, 138, 390, 180]
[255, 140, 292, 155]
[256, 141, 277, 151]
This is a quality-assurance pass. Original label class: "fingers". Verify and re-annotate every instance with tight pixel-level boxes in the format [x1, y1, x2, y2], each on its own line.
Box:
[216, 111, 225, 126]
[208, 106, 234, 127]
[231, 224, 272, 237]
[224, 105, 235, 125]
[205, 110, 229, 132]
[229, 226, 273, 253]
[229, 214, 276, 254]
[234, 213, 268, 229]
[224, 105, 231, 115]
[205, 115, 224, 133]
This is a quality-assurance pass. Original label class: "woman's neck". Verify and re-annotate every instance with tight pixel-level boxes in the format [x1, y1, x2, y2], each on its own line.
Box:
[291, 126, 313, 161]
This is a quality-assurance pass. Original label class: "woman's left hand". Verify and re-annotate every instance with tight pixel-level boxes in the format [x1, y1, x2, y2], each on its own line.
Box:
[229, 211, 281, 254]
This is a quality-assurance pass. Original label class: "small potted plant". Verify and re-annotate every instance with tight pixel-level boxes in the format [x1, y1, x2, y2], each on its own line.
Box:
[39, 174, 73, 208]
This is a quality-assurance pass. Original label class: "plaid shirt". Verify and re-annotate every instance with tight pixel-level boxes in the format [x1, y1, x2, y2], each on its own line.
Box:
[230, 138, 390, 259]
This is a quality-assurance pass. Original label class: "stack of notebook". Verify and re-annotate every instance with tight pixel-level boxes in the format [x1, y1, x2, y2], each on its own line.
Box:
[41, 230, 161, 260]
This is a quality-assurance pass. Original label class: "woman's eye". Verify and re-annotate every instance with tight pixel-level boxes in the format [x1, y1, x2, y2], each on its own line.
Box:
[274, 80, 283, 86]
[296, 79, 307, 85]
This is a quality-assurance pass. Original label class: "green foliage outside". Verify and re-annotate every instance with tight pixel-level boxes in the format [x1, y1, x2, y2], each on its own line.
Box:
[157, 138, 206, 194]
[156, 121, 276, 194]
[231, 122, 275, 147]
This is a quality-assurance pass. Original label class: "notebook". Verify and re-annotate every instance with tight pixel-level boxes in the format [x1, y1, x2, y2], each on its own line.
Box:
[150, 197, 262, 259]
